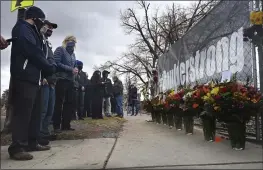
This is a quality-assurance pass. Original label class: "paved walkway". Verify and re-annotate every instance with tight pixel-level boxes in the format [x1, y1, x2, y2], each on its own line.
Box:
[1, 114, 262, 169]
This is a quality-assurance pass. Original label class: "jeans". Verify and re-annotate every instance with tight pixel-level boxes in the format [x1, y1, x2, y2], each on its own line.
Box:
[40, 84, 55, 137]
[131, 99, 137, 115]
[102, 97, 111, 116]
[115, 95, 123, 116]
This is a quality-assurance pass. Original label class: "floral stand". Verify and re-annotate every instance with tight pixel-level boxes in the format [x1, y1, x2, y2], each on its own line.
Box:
[167, 109, 174, 127]
[155, 109, 162, 124]
[201, 116, 216, 141]
[161, 111, 168, 125]
[227, 122, 246, 150]
[151, 111, 156, 122]
[183, 116, 194, 134]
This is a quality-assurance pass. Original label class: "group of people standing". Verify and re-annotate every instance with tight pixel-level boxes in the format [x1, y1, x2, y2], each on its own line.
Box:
[1, 6, 125, 161]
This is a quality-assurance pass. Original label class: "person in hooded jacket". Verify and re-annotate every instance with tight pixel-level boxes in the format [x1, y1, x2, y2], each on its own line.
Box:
[75, 60, 88, 119]
[90, 70, 104, 119]
[38, 20, 58, 145]
[53, 35, 78, 133]
[8, 6, 56, 160]
[84, 73, 92, 117]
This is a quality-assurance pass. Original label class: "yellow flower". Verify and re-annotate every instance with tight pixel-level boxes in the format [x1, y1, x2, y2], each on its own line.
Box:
[211, 87, 219, 95]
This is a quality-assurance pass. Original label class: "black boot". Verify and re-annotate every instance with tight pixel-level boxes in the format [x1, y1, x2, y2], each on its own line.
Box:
[10, 151, 33, 161]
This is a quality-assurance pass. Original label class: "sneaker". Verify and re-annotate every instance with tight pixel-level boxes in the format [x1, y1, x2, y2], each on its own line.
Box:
[234, 147, 244, 151]
[169, 126, 173, 129]
[187, 133, 193, 135]
[209, 140, 214, 142]
[10, 151, 33, 161]
[26, 144, 51, 152]
[177, 129, 182, 131]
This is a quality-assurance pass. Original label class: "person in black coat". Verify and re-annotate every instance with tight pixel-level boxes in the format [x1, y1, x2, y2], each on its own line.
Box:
[129, 84, 138, 116]
[90, 70, 104, 119]
[76, 60, 87, 119]
[8, 6, 56, 160]
[84, 74, 92, 117]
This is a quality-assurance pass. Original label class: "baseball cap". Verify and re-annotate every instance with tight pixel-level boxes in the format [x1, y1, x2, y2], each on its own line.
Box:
[44, 20, 58, 29]
[102, 70, 110, 74]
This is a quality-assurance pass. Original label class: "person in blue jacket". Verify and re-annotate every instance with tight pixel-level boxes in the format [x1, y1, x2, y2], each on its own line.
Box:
[8, 6, 56, 160]
[53, 35, 78, 133]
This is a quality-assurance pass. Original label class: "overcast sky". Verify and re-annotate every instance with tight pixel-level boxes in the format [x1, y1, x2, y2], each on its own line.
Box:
[0, 1, 191, 94]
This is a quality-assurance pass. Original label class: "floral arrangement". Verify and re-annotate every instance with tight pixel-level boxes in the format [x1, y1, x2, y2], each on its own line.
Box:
[202, 77, 262, 122]
[181, 84, 212, 112]
[165, 89, 185, 110]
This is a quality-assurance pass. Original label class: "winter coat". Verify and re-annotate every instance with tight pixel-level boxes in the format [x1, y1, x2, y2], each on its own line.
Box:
[10, 19, 55, 85]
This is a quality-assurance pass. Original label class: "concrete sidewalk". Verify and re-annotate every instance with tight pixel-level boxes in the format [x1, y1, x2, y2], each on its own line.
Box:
[1, 139, 115, 169]
[1, 114, 262, 169]
[106, 114, 263, 169]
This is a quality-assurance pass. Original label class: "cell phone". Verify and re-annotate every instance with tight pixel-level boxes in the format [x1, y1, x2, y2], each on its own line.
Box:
[6, 37, 18, 43]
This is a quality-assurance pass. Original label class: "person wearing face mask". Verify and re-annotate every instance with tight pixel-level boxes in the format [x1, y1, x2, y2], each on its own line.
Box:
[38, 20, 58, 146]
[8, 6, 56, 160]
[75, 60, 88, 119]
[53, 36, 78, 133]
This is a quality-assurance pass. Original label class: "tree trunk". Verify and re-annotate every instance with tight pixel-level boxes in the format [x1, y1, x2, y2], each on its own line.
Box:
[1, 8, 26, 134]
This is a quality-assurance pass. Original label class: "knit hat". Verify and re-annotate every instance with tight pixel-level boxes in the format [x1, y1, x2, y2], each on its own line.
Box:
[25, 6, 46, 20]
[75, 60, 83, 66]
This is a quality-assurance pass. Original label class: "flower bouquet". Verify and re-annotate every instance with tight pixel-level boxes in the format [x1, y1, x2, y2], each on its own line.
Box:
[150, 96, 159, 122]
[166, 89, 185, 130]
[203, 76, 262, 150]
[152, 95, 164, 124]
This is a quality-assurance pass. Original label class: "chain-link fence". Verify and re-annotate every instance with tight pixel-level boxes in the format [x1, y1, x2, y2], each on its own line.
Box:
[157, 1, 262, 142]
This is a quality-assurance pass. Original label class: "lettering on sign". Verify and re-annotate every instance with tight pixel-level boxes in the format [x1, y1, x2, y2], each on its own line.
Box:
[160, 27, 246, 92]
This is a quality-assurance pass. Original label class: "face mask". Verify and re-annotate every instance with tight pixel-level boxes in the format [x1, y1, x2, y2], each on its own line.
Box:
[40, 25, 48, 34]
[78, 65, 83, 70]
[45, 29, 53, 37]
[66, 42, 75, 54]
[33, 18, 45, 31]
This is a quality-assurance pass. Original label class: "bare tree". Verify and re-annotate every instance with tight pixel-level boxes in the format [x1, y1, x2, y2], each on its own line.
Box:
[100, 0, 218, 97]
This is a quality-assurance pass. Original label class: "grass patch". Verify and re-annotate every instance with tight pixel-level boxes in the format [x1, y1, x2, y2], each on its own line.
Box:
[1, 117, 127, 146]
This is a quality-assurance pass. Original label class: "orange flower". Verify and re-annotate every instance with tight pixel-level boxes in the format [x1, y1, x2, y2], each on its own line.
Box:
[193, 103, 199, 109]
